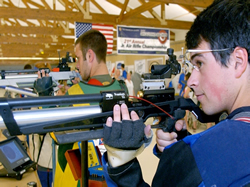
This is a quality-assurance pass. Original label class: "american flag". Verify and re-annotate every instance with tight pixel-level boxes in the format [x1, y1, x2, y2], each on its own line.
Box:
[75, 22, 114, 54]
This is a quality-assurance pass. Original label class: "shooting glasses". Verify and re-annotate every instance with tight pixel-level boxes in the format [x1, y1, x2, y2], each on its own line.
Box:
[184, 48, 232, 72]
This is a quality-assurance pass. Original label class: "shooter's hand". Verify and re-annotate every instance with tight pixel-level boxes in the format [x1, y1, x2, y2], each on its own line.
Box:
[37, 69, 49, 79]
[71, 77, 80, 84]
[104, 103, 152, 167]
[34, 69, 53, 96]
[156, 119, 186, 152]
[71, 70, 81, 84]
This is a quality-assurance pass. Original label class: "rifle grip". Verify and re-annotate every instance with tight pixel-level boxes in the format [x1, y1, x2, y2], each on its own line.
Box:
[162, 109, 186, 132]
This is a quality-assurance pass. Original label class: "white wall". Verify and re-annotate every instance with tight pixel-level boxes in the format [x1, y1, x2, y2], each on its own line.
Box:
[173, 29, 189, 41]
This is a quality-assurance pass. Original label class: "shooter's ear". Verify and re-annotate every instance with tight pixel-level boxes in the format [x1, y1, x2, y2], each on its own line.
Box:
[233, 47, 248, 78]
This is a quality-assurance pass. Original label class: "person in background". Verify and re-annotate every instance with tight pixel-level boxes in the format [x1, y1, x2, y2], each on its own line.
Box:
[24, 64, 32, 70]
[34, 29, 127, 187]
[17, 64, 33, 97]
[55, 69, 81, 96]
[168, 72, 185, 96]
[114, 69, 124, 81]
[131, 71, 142, 97]
[178, 72, 185, 96]
[30, 62, 53, 187]
[121, 64, 127, 79]
[125, 71, 135, 98]
[102, 0, 250, 186]
[56, 80, 71, 96]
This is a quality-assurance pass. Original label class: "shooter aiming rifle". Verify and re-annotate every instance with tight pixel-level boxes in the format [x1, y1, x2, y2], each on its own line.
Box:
[0, 69, 82, 97]
[0, 48, 220, 144]
[0, 69, 81, 88]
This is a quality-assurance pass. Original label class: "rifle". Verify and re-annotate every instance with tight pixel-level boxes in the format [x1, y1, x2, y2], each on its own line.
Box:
[0, 88, 220, 144]
[0, 69, 81, 88]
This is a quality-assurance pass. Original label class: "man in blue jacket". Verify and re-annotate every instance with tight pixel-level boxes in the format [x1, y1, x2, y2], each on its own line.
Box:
[102, 0, 250, 186]
[121, 64, 127, 79]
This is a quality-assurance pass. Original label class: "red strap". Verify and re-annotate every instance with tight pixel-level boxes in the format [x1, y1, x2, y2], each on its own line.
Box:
[87, 78, 103, 86]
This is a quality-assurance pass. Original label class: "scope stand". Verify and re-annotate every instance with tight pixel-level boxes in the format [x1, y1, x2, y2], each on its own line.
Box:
[81, 140, 88, 187]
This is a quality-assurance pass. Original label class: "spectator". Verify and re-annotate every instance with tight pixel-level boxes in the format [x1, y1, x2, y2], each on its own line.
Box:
[131, 71, 142, 96]
[121, 64, 127, 79]
[24, 64, 32, 69]
[125, 71, 135, 97]
[114, 69, 124, 81]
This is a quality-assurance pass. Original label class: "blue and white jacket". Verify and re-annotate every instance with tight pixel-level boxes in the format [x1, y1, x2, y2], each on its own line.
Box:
[102, 106, 250, 187]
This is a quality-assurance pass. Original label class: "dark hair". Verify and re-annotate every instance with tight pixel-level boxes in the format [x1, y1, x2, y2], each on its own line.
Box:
[24, 64, 32, 69]
[35, 62, 52, 70]
[186, 0, 250, 66]
[75, 29, 107, 63]
[121, 64, 125, 68]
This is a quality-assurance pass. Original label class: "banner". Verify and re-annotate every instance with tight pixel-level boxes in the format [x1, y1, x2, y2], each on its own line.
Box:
[75, 22, 114, 54]
[117, 25, 170, 55]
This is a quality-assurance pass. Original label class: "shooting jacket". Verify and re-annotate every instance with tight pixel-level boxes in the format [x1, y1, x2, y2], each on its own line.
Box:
[53, 75, 125, 187]
[103, 106, 250, 187]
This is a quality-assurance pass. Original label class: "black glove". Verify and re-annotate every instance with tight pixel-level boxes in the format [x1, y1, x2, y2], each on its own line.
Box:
[104, 119, 146, 150]
[103, 118, 152, 167]
[33, 76, 54, 96]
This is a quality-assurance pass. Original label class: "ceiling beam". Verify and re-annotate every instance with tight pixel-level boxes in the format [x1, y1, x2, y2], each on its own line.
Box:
[106, 0, 123, 9]
[0, 35, 74, 44]
[116, 0, 129, 23]
[121, 2, 160, 21]
[179, 5, 203, 16]
[2, 44, 73, 53]
[0, 7, 192, 30]
[90, 0, 108, 14]
[0, 0, 200, 65]
[25, 0, 46, 9]
[1, 43, 74, 57]
[148, 0, 213, 8]
[0, 25, 74, 36]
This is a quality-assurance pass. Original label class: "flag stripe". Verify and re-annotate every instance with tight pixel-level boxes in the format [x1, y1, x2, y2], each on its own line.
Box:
[92, 24, 113, 30]
[106, 35, 114, 38]
[75, 22, 114, 54]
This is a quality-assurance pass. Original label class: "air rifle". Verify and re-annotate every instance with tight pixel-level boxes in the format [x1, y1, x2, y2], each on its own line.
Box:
[0, 69, 81, 88]
[0, 88, 220, 144]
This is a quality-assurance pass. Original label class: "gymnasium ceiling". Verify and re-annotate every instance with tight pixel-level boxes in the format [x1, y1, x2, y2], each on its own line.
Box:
[0, 0, 213, 66]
